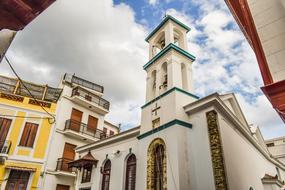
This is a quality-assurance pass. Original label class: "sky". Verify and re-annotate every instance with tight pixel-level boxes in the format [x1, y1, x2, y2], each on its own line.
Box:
[0, 0, 284, 139]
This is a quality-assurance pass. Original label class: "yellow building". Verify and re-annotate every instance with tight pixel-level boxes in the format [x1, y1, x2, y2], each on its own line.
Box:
[0, 75, 62, 190]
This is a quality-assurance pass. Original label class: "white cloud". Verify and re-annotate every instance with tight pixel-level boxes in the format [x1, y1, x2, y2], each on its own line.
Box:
[236, 94, 285, 139]
[1, 0, 148, 129]
[1, 0, 283, 138]
[165, 6, 284, 139]
[149, 0, 158, 6]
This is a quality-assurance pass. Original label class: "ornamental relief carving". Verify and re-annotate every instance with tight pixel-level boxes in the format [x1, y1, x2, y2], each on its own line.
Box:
[206, 110, 228, 190]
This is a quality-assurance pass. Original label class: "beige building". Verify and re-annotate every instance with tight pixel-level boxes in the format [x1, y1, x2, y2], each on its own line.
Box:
[225, 0, 285, 122]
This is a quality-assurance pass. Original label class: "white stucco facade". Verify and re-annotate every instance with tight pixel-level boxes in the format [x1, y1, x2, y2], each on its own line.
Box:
[41, 74, 119, 190]
[73, 16, 285, 190]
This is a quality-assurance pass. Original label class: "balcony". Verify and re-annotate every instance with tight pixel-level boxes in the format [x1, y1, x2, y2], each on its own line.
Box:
[63, 119, 107, 142]
[70, 86, 110, 114]
[55, 158, 76, 177]
[63, 74, 104, 94]
[0, 141, 11, 163]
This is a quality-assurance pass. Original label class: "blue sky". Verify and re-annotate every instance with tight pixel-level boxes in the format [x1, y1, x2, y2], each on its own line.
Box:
[111, 0, 285, 138]
[1, 0, 284, 139]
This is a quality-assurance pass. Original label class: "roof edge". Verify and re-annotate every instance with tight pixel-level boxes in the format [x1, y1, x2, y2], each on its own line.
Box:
[143, 43, 196, 70]
[145, 15, 191, 42]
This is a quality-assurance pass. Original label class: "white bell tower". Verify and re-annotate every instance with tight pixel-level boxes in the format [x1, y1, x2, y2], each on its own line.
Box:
[140, 15, 198, 134]
[144, 15, 195, 103]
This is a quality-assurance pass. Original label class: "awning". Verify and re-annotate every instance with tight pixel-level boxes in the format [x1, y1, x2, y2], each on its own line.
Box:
[68, 151, 98, 169]
[6, 165, 36, 172]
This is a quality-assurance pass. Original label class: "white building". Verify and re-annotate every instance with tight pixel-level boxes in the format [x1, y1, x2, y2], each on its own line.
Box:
[69, 16, 285, 190]
[266, 137, 285, 165]
[41, 74, 119, 190]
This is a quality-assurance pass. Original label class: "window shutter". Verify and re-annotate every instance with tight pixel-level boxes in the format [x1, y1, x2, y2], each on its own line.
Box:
[0, 118, 12, 143]
[87, 115, 98, 131]
[19, 123, 31, 146]
[62, 143, 76, 160]
[19, 122, 38, 147]
[27, 123, 38, 147]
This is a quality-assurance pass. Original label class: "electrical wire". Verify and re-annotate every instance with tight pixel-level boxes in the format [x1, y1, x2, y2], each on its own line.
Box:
[4, 55, 55, 124]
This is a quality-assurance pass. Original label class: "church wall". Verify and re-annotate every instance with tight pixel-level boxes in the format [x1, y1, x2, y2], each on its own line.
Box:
[218, 114, 284, 189]
[186, 108, 217, 190]
[137, 126, 187, 190]
[77, 137, 138, 190]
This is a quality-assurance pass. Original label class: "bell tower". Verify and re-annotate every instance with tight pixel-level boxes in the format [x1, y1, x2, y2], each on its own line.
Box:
[144, 15, 195, 103]
[140, 15, 199, 134]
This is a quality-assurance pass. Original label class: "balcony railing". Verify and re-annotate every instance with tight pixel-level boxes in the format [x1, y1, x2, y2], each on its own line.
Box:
[0, 141, 11, 154]
[65, 119, 107, 140]
[71, 86, 110, 110]
[56, 158, 76, 172]
[64, 74, 104, 93]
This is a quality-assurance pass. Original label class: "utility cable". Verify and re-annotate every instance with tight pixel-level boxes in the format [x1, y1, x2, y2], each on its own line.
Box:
[4, 55, 55, 124]
[0, 114, 52, 120]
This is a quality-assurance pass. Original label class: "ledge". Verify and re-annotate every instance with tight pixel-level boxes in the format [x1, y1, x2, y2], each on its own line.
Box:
[141, 87, 199, 109]
[143, 43, 196, 70]
[137, 119, 192, 140]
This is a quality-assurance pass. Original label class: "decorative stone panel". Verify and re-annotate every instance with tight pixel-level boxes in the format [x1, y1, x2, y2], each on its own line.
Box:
[206, 110, 228, 190]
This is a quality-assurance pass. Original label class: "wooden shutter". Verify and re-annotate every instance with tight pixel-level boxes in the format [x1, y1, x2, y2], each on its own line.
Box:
[87, 115, 98, 131]
[27, 123, 38, 147]
[70, 108, 83, 132]
[19, 122, 38, 147]
[56, 184, 70, 190]
[61, 143, 76, 172]
[0, 118, 12, 143]
[62, 143, 76, 160]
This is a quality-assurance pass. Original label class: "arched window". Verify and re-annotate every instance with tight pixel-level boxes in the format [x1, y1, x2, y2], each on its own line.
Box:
[147, 138, 167, 190]
[160, 62, 167, 90]
[181, 63, 188, 91]
[101, 159, 111, 190]
[154, 144, 164, 190]
[125, 154, 137, 190]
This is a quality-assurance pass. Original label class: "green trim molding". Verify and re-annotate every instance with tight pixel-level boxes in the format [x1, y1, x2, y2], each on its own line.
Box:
[145, 15, 191, 42]
[137, 119, 192, 140]
[143, 43, 196, 70]
[141, 87, 199, 109]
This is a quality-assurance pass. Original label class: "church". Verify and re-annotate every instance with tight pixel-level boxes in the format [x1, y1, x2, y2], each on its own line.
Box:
[68, 16, 285, 190]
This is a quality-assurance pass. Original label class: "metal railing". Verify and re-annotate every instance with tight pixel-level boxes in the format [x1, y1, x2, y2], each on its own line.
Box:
[71, 86, 110, 110]
[64, 119, 107, 140]
[64, 74, 104, 93]
[0, 141, 11, 154]
[56, 158, 76, 172]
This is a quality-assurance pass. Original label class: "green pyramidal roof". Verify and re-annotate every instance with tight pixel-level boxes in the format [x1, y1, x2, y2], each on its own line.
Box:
[145, 15, 191, 42]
